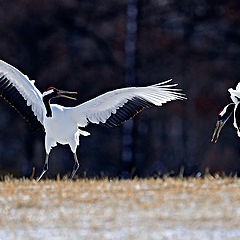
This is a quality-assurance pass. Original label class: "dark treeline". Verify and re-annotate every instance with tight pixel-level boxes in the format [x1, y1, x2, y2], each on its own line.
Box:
[0, 0, 240, 178]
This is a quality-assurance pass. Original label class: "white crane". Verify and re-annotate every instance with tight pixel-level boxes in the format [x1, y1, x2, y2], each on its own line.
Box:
[0, 60, 186, 180]
[211, 82, 240, 143]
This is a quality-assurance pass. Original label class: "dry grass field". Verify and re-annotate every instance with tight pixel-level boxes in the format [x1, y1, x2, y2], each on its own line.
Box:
[0, 177, 240, 240]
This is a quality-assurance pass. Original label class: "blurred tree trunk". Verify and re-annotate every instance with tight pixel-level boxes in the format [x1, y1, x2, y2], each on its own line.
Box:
[121, 0, 139, 178]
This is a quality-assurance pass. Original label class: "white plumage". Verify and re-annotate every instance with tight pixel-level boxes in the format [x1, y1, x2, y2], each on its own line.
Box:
[228, 86, 240, 136]
[0, 59, 185, 180]
[0, 60, 44, 124]
[70, 80, 184, 127]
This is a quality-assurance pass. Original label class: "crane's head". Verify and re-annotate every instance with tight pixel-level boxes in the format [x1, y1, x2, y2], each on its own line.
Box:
[211, 103, 235, 143]
[43, 87, 78, 101]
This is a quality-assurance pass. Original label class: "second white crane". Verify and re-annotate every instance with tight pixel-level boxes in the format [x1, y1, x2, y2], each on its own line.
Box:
[212, 82, 240, 143]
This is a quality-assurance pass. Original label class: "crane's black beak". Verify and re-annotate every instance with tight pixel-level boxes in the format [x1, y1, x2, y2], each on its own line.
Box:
[211, 120, 224, 143]
[58, 90, 78, 100]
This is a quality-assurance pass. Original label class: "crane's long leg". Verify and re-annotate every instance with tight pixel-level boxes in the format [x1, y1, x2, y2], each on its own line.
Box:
[37, 153, 49, 182]
[69, 152, 79, 180]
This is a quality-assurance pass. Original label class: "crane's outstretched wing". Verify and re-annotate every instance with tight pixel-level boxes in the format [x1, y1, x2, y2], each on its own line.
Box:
[0, 60, 44, 130]
[70, 79, 186, 128]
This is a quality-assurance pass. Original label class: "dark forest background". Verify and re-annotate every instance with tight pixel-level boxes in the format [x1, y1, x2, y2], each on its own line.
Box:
[0, 0, 240, 178]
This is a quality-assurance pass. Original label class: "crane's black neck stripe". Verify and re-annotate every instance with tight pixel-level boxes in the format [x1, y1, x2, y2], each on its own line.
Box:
[100, 97, 154, 128]
[43, 95, 52, 118]
[0, 75, 42, 131]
